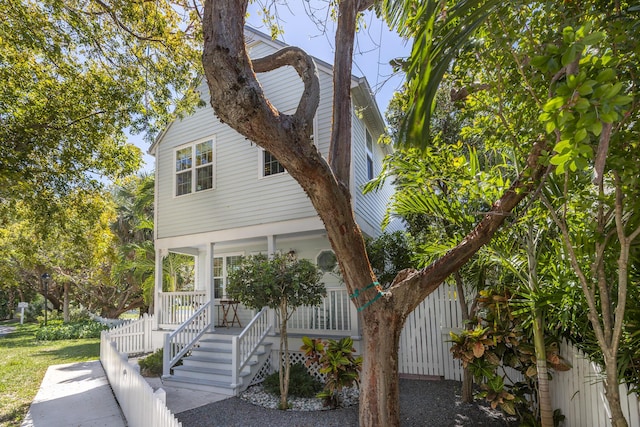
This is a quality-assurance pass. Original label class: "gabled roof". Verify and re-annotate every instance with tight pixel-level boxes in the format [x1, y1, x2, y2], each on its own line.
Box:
[149, 26, 385, 155]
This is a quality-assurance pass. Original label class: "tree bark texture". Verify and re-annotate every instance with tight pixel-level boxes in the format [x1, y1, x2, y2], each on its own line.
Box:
[202, 2, 547, 424]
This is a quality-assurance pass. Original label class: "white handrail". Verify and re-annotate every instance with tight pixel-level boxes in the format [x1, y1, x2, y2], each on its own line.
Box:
[163, 301, 211, 377]
[231, 307, 272, 387]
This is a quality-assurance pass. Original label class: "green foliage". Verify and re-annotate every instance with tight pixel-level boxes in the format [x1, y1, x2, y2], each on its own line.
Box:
[138, 348, 164, 377]
[365, 231, 416, 287]
[1, 0, 202, 211]
[262, 363, 322, 398]
[450, 288, 570, 418]
[228, 253, 325, 408]
[301, 336, 362, 408]
[534, 24, 633, 174]
[378, 0, 501, 147]
[33, 320, 108, 341]
[227, 253, 325, 312]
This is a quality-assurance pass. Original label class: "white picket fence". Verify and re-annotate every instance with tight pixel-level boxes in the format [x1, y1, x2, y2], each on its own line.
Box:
[100, 330, 181, 427]
[553, 339, 640, 427]
[399, 285, 465, 380]
[400, 285, 640, 426]
[106, 313, 155, 355]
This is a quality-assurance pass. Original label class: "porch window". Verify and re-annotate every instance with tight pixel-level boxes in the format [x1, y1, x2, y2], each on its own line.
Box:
[213, 254, 243, 298]
[175, 138, 215, 196]
[262, 149, 285, 177]
[365, 129, 374, 181]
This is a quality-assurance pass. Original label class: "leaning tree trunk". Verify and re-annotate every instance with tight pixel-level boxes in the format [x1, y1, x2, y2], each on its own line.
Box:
[202, 2, 548, 424]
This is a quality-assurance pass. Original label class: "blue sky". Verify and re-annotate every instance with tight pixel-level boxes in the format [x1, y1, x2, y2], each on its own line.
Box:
[134, 3, 409, 172]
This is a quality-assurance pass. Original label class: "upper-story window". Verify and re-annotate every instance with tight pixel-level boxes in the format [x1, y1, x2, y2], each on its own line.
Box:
[175, 138, 214, 196]
[262, 149, 285, 177]
[365, 129, 374, 181]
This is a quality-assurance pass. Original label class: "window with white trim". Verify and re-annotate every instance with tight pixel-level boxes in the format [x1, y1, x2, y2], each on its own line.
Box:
[262, 149, 285, 177]
[175, 138, 214, 196]
[213, 254, 243, 299]
[365, 129, 374, 181]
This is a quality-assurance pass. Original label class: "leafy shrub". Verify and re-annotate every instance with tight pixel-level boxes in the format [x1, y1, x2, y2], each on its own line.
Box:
[34, 320, 108, 340]
[262, 362, 322, 398]
[36, 309, 65, 326]
[138, 348, 164, 376]
[301, 336, 362, 408]
[69, 307, 93, 322]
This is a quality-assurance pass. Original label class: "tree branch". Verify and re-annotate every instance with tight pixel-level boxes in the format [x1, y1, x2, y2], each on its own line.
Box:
[252, 46, 320, 132]
[328, 0, 371, 187]
[392, 137, 550, 312]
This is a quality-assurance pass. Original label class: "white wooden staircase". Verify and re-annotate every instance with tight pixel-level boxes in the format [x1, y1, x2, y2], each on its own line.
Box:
[162, 304, 273, 396]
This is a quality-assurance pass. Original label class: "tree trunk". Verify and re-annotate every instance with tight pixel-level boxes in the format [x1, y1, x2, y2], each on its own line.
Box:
[532, 313, 553, 427]
[63, 282, 70, 322]
[279, 303, 290, 410]
[604, 354, 628, 427]
[359, 307, 404, 427]
[461, 367, 474, 403]
[454, 272, 474, 403]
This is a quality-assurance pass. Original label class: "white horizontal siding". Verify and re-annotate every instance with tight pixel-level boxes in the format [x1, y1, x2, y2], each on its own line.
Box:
[155, 36, 390, 240]
[156, 40, 328, 239]
[352, 109, 394, 237]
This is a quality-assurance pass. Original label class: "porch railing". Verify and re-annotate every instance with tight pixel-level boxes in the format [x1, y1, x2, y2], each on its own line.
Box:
[231, 307, 272, 387]
[158, 291, 207, 328]
[286, 288, 357, 335]
[163, 301, 210, 377]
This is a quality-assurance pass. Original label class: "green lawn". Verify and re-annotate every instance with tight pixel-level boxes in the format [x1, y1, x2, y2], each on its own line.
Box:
[0, 321, 100, 427]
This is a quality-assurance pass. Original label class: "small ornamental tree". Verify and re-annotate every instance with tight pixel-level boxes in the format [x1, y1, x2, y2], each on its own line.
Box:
[227, 253, 325, 409]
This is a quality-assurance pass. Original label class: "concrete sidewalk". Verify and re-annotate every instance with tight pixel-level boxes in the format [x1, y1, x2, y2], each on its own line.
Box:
[21, 360, 126, 427]
[22, 359, 230, 426]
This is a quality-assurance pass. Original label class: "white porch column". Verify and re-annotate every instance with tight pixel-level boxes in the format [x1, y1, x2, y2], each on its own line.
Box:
[154, 248, 168, 326]
[267, 234, 276, 257]
[206, 242, 215, 331]
[266, 235, 278, 333]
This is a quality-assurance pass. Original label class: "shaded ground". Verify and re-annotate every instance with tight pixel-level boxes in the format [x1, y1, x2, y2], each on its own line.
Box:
[177, 379, 519, 427]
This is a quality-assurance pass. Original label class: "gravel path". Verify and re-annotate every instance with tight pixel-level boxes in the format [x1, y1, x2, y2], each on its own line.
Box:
[176, 379, 518, 427]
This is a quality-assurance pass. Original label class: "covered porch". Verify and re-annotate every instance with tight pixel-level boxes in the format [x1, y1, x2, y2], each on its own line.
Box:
[152, 222, 361, 338]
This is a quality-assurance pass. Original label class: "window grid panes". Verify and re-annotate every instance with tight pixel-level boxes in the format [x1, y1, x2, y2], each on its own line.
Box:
[213, 257, 224, 299]
[213, 255, 244, 299]
[176, 171, 192, 196]
[365, 130, 374, 180]
[175, 139, 214, 196]
[263, 150, 285, 176]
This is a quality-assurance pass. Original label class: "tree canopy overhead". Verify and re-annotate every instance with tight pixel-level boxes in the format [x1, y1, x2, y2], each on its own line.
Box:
[1, 0, 203, 211]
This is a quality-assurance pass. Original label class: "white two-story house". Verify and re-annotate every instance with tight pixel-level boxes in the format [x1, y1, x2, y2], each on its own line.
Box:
[148, 27, 403, 394]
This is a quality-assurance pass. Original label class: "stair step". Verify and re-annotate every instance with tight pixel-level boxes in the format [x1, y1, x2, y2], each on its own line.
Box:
[173, 365, 233, 376]
[162, 375, 237, 395]
[185, 354, 232, 364]
[192, 346, 232, 355]
[172, 364, 252, 383]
